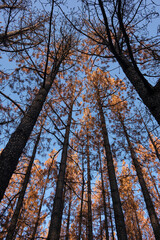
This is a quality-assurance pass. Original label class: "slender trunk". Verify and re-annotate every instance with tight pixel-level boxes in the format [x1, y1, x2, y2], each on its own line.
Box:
[96, 89, 128, 240]
[78, 149, 85, 240]
[86, 133, 93, 240]
[0, 58, 65, 202]
[119, 114, 160, 240]
[6, 125, 43, 240]
[65, 189, 72, 240]
[47, 102, 73, 240]
[98, 146, 109, 240]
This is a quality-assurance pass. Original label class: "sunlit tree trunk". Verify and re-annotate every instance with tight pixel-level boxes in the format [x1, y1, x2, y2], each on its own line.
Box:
[6, 124, 43, 240]
[119, 113, 160, 240]
[96, 88, 128, 240]
[47, 100, 73, 240]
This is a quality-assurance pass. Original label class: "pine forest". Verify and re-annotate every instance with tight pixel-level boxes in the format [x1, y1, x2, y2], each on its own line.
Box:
[0, 0, 160, 239]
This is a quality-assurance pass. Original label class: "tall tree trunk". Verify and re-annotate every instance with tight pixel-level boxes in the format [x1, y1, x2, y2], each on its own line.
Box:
[47, 101, 73, 240]
[96, 89, 128, 240]
[98, 0, 160, 126]
[0, 54, 68, 202]
[98, 145, 109, 240]
[119, 113, 160, 240]
[65, 188, 72, 240]
[6, 124, 43, 240]
[86, 133, 93, 240]
[78, 149, 85, 240]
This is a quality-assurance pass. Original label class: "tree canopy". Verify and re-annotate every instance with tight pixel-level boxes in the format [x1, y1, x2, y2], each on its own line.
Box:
[0, 0, 160, 239]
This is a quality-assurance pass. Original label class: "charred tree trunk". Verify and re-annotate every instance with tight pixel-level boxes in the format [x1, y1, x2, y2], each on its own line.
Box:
[47, 101, 73, 240]
[119, 114, 160, 240]
[0, 50, 70, 202]
[6, 124, 43, 240]
[98, 0, 160, 126]
[96, 88, 128, 240]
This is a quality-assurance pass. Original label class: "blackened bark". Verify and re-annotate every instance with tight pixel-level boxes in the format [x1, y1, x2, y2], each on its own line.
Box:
[96, 89, 128, 240]
[98, 146, 109, 240]
[0, 52, 69, 202]
[47, 101, 73, 240]
[98, 0, 160, 126]
[6, 125, 43, 240]
[119, 115, 160, 240]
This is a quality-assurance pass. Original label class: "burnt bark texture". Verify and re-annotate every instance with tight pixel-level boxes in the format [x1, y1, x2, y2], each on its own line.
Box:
[6, 126, 43, 240]
[0, 41, 71, 202]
